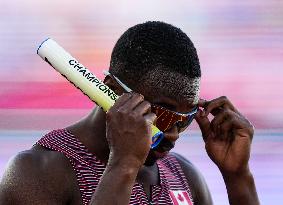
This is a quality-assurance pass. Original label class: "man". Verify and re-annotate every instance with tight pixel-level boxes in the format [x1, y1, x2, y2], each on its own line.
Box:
[0, 21, 260, 204]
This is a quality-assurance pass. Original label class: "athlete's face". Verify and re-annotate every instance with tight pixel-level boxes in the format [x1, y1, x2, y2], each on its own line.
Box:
[105, 72, 199, 166]
[141, 91, 198, 166]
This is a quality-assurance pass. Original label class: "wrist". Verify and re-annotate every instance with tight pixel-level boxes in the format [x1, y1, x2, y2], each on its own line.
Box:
[107, 153, 142, 173]
[222, 167, 260, 205]
[221, 165, 251, 181]
[104, 158, 140, 185]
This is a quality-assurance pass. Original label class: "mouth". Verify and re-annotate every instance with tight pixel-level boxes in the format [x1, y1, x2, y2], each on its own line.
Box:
[144, 137, 176, 166]
[152, 138, 175, 158]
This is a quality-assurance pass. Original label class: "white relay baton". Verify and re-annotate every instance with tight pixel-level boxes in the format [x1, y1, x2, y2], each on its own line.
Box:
[37, 38, 164, 148]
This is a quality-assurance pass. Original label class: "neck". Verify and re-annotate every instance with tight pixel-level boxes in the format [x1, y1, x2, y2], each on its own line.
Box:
[66, 106, 110, 163]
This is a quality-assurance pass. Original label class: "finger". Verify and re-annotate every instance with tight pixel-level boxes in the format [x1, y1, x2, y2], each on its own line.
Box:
[195, 110, 211, 142]
[110, 93, 132, 111]
[219, 120, 234, 142]
[133, 101, 151, 115]
[202, 96, 236, 117]
[210, 107, 224, 116]
[210, 109, 234, 134]
[198, 98, 221, 116]
[198, 98, 220, 116]
[198, 98, 208, 107]
[120, 92, 145, 111]
[218, 115, 253, 141]
[144, 113, 157, 125]
[227, 114, 254, 137]
[198, 98, 227, 116]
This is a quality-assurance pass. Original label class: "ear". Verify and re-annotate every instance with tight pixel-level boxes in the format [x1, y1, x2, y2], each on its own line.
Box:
[103, 75, 125, 96]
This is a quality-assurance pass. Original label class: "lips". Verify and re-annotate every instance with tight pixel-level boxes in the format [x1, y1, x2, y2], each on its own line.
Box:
[155, 138, 175, 150]
[153, 138, 175, 158]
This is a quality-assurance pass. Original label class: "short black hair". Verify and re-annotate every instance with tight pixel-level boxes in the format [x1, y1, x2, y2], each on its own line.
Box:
[109, 21, 201, 101]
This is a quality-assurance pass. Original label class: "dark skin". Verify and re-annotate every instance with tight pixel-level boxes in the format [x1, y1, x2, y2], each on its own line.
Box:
[0, 76, 259, 205]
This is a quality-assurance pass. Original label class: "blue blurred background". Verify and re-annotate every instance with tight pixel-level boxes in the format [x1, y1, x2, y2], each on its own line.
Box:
[0, 0, 282, 204]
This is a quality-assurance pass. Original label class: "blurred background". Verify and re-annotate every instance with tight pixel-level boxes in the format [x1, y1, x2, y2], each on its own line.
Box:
[0, 0, 282, 204]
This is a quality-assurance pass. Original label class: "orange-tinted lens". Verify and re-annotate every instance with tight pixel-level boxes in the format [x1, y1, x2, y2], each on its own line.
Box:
[151, 105, 189, 132]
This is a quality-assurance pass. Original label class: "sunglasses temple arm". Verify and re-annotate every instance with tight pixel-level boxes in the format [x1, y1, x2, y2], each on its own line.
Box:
[103, 70, 132, 93]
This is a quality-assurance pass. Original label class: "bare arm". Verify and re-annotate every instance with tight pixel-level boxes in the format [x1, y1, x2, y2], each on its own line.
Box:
[222, 169, 259, 205]
[196, 96, 260, 205]
[90, 159, 140, 204]
[89, 93, 156, 205]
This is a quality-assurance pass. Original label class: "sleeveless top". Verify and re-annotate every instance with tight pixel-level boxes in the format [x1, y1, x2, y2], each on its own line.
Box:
[36, 129, 194, 205]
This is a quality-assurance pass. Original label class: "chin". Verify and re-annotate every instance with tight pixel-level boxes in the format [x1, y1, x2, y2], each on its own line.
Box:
[144, 150, 158, 166]
[144, 149, 169, 167]
[143, 138, 174, 166]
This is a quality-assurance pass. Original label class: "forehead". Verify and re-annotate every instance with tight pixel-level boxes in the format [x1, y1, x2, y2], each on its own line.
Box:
[135, 70, 200, 111]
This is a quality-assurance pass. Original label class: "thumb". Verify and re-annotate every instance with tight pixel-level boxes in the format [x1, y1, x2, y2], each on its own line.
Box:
[195, 110, 211, 142]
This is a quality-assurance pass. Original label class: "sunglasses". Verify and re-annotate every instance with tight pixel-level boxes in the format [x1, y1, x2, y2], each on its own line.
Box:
[104, 71, 198, 132]
[151, 104, 198, 132]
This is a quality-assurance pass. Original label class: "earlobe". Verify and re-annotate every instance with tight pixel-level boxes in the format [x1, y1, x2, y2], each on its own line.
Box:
[103, 76, 124, 96]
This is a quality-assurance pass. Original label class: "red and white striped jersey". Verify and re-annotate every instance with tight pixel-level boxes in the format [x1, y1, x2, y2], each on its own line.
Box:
[37, 129, 194, 205]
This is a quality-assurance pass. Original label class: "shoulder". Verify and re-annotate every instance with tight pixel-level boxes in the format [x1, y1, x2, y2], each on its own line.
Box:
[0, 146, 79, 204]
[169, 152, 213, 205]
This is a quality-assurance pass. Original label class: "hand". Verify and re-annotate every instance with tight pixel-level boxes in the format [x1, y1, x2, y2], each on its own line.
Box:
[106, 92, 157, 168]
[195, 96, 254, 175]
